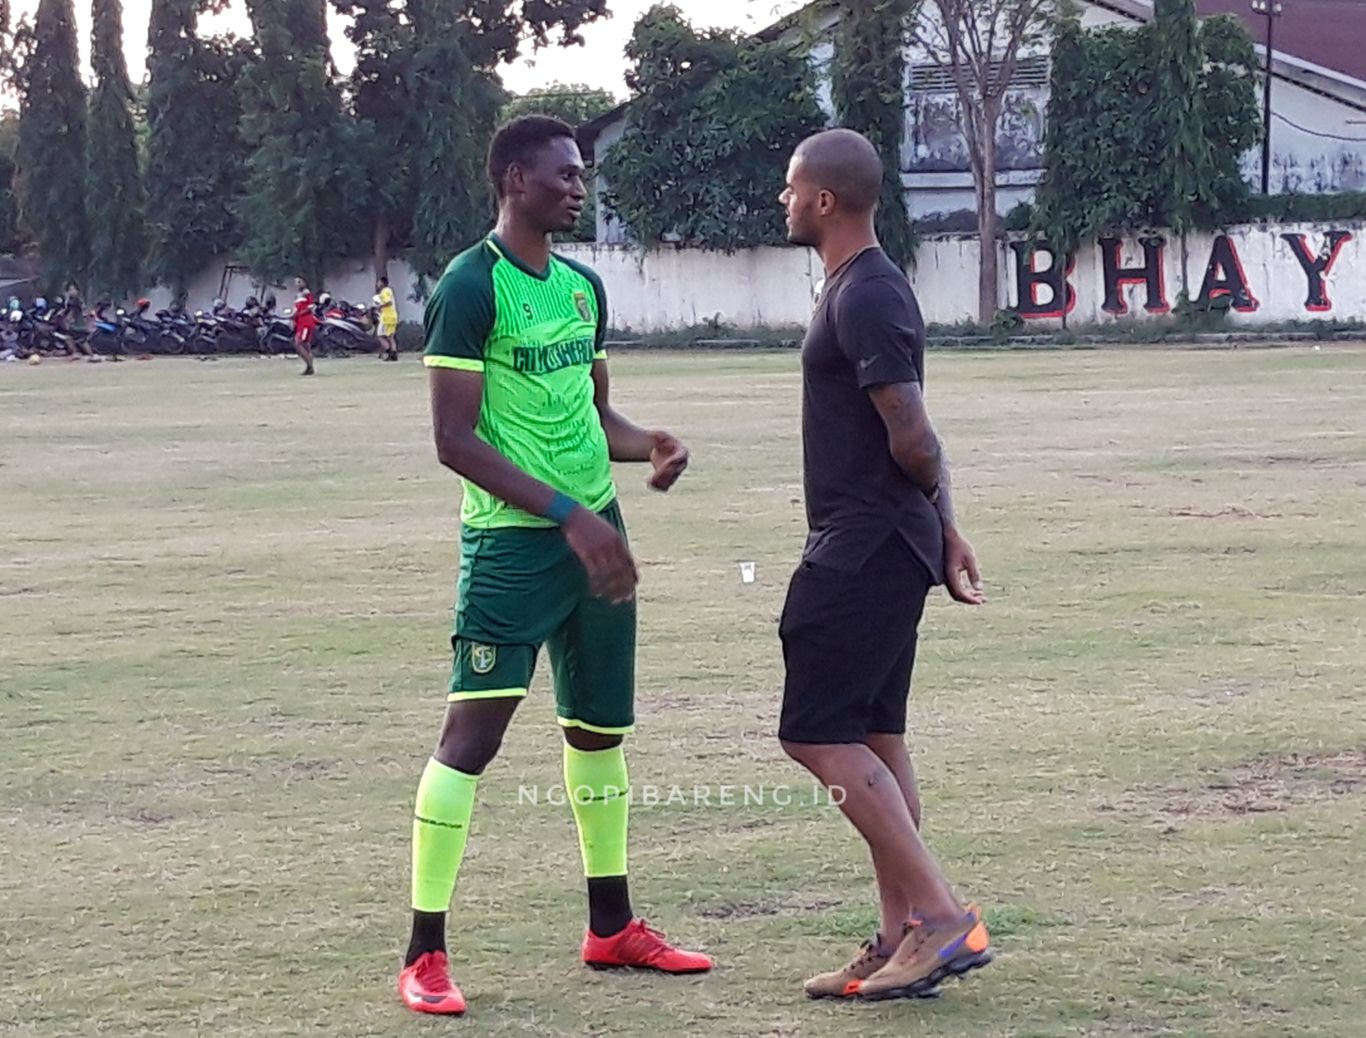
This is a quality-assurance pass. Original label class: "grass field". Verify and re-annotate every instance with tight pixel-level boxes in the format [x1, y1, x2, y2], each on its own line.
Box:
[3, 345, 1366, 1037]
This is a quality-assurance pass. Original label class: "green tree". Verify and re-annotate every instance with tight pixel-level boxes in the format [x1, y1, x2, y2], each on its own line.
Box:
[603, 4, 824, 250]
[0, 117, 19, 253]
[445, 0, 609, 69]
[1031, 6, 1259, 261]
[146, 0, 252, 297]
[501, 82, 617, 244]
[2, 7, 27, 254]
[1150, 0, 1213, 237]
[334, 0, 416, 279]
[406, 6, 504, 279]
[13, 0, 88, 290]
[88, 0, 146, 299]
[285, 0, 330, 53]
[912, 0, 1057, 323]
[1190, 13, 1260, 223]
[402, 0, 607, 278]
[0, 157, 15, 254]
[1029, 16, 1108, 255]
[502, 83, 617, 126]
[831, 0, 918, 270]
[0, 0, 18, 95]
[238, 0, 362, 289]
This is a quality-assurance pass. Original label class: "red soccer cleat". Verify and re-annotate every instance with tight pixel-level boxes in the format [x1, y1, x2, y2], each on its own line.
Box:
[582, 918, 714, 974]
[397, 951, 467, 1015]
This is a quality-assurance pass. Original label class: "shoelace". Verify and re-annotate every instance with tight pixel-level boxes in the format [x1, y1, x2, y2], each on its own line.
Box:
[890, 920, 941, 966]
[849, 934, 890, 970]
[619, 921, 681, 964]
[416, 954, 452, 992]
[641, 922, 668, 942]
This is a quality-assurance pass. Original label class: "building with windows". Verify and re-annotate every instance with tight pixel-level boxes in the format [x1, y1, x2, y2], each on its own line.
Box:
[579, 0, 1366, 242]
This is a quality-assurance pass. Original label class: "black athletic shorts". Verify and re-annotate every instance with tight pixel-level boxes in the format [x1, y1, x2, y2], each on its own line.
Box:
[778, 533, 931, 744]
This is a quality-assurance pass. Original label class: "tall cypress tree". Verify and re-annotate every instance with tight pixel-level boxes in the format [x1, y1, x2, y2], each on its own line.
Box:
[145, 0, 251, 298]
[14, 0, 88, 290]
[88, 0, 146, 300]
[238, 0, 361, 288]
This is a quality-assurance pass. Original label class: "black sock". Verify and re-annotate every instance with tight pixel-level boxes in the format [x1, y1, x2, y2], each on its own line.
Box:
[588, 876, 633, 937]
[405, 910, 446, 966]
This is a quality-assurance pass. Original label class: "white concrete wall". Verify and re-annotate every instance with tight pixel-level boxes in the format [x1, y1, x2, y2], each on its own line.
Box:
[145, 255, 430, 325]
[557, 244, 825, 333]
[1003, 221, 1366, 326]
[562, 222, 1366, 332]
[161, 221, 1366, 335]
[1257, 75, 1366, 193]
[902, 235, 983, 325]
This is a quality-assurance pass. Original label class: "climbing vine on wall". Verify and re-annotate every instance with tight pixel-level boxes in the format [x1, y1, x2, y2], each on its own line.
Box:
[1031, 1, 1260, 254]
[829, 0, 918, 269]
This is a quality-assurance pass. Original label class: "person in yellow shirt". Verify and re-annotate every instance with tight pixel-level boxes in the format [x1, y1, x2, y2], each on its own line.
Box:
[375, 275, 400, 361]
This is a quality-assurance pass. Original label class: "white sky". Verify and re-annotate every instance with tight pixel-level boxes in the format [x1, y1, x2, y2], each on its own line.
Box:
[9, 0, 808, 100]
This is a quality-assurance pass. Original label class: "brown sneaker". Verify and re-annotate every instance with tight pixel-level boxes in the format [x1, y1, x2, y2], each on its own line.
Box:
[803, 933, 896, 999]
[858, 908, 992, 1001]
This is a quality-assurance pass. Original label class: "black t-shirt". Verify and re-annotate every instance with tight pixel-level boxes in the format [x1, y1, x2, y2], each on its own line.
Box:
[797, 246, 945, 584]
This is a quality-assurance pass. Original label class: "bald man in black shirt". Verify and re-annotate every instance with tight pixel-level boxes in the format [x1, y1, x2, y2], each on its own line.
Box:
[777, 128, 993, 1002]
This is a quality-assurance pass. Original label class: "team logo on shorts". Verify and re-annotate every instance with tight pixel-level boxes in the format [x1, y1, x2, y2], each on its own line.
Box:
[471, 644, 497, 675]
[573, 291, 592, 323]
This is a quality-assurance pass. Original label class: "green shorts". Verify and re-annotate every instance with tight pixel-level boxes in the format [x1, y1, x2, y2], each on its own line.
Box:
[447, 500, 636, 735]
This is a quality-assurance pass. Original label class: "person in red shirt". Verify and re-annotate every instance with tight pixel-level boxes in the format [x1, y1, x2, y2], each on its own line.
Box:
[292, 277, 319, 376]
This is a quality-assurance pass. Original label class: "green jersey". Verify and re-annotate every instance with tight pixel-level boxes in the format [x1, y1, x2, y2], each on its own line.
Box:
[423, 235, 614, 530]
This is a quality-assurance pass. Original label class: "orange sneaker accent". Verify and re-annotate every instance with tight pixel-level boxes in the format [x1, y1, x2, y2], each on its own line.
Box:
[965, 919, 990, 954]
[581, 918, 713, 973]
[397, 951, 467, 1015]
[858, 908, 993, 1002]
[803, 928, 906, 999]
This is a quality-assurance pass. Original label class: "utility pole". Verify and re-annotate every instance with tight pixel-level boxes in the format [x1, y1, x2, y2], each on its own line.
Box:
[1251, 0, 1283, 194]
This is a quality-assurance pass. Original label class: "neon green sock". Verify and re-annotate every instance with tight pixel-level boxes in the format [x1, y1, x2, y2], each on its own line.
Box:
[411, 758, 479, 914]
[564, 743, 630, 877]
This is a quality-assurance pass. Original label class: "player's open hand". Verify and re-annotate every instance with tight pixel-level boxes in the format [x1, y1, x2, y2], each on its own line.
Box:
[944, 528, 985, 606]
[647, 430, 689, 492]
[564, 508, 639, 604]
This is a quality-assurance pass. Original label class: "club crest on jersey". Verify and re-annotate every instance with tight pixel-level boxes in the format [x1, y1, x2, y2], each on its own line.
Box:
[574, 291, 592, 323]
[471, 644, 497, 675]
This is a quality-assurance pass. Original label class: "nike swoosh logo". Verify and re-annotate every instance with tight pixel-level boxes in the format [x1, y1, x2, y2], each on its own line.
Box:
[859, 356, 879, 370]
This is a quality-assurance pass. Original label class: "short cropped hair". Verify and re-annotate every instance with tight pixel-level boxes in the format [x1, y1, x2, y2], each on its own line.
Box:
[794, 128, 884, 214]
[488, 115, 578, 198]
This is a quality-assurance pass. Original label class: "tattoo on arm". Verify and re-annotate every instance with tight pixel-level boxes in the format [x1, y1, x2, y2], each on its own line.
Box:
[932, 450, 956, 528]
[868, 381, 944, 495]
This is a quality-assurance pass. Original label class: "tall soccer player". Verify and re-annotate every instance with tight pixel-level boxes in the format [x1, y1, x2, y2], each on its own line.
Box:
[776, 128, 992, 1002]
[397, 115, 713, 1016]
